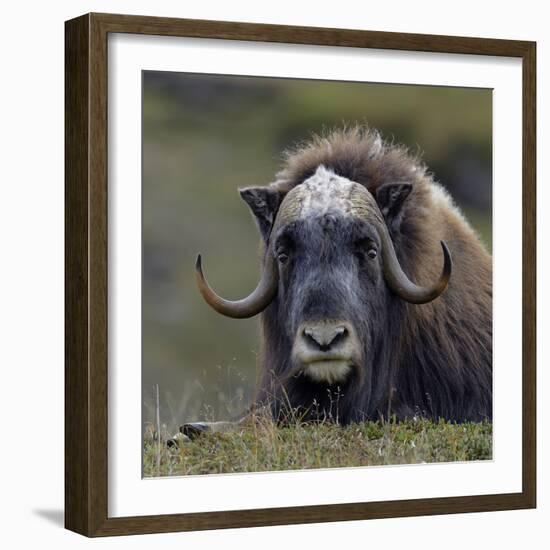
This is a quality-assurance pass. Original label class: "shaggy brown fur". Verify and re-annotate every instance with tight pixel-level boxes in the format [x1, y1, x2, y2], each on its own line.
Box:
[258, 126, 492, 422]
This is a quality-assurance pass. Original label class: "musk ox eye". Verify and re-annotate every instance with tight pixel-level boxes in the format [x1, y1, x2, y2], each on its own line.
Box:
[354, 238, 377, 260]
[277, 252, 289, 264]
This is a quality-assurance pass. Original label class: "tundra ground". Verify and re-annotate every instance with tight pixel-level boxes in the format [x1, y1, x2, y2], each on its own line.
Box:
[143, 418, 492, 477]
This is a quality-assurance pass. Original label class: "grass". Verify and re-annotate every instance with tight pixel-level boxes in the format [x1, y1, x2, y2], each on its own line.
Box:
[143, 417, 492, 477]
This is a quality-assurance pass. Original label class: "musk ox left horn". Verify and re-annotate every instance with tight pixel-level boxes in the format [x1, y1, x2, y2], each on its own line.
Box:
[379, 223, 452, 305]
[195, 250, 278, 318]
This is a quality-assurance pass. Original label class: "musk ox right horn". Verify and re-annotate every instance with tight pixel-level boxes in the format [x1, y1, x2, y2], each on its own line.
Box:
[379, 223, 452, 304]
[195, 249, 279, 318]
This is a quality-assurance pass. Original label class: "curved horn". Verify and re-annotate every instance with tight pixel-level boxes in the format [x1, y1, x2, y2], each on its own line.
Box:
[195, 249, 279, 318]
[379, 225, 452, 305]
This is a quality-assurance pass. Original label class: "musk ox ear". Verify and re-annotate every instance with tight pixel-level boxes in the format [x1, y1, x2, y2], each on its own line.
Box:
[376, 182, 413, 230]
[239, 186, 283, 240]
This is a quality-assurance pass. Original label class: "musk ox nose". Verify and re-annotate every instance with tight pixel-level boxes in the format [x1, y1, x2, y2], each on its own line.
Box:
[302, 324, 349, 352]
[292, 321, 359, 384]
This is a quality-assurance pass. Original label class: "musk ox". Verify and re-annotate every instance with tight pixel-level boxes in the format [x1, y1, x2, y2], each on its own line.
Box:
[195, 127, 492, 427]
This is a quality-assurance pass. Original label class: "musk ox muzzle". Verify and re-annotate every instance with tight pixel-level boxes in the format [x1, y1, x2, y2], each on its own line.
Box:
[290, 320, 361, 385]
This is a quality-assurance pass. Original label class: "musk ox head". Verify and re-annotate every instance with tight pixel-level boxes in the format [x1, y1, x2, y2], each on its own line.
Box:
[195, 164, 451, 417]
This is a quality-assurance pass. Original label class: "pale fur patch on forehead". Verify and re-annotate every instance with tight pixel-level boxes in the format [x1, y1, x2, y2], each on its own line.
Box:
[299, 165, 359, 216]
[274, 165, 381, 228]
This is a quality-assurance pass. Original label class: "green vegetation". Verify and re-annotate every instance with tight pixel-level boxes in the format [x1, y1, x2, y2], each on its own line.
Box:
[143, 418, 492, 477]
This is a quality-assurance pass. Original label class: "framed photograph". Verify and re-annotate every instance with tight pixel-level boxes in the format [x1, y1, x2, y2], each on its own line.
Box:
[65, 12, 536, 536]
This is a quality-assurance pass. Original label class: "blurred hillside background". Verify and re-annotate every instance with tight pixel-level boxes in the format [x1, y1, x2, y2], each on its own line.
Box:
[142, 71, 492, 433]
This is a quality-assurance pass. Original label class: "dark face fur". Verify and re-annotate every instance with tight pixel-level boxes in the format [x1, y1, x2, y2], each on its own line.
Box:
[273, 214, 386, 386]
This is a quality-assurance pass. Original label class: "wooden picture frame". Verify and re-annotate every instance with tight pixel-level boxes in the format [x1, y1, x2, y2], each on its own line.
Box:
[65, 12, 536, 537]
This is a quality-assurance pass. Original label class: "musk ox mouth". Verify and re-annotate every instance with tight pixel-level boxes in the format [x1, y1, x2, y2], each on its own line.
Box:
[301, 359, 354, 385]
